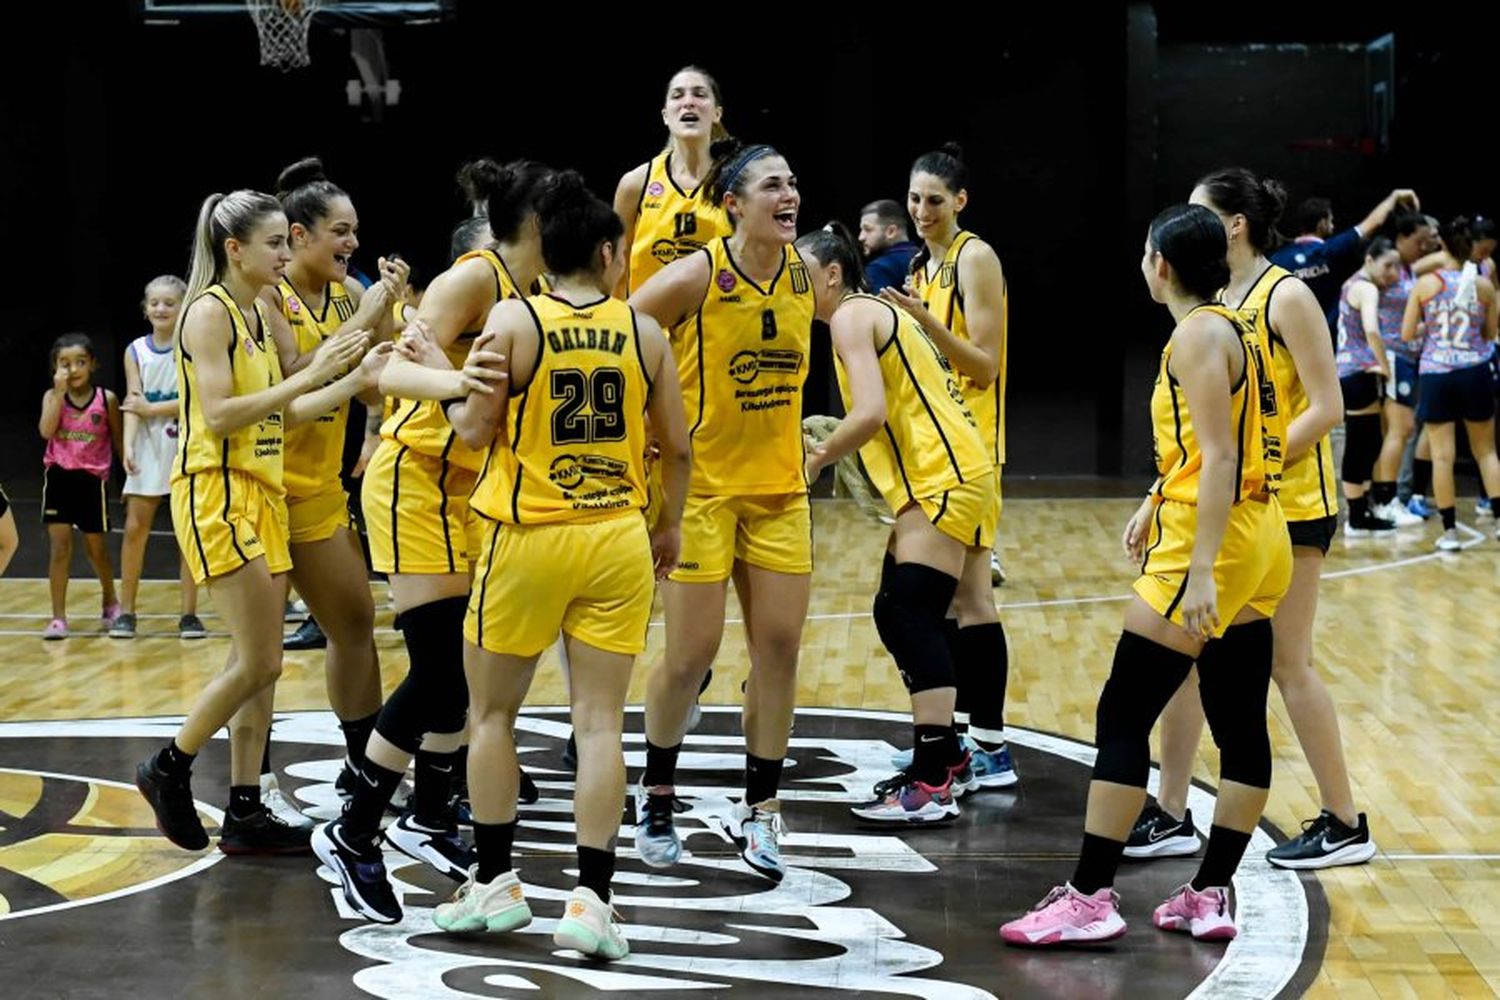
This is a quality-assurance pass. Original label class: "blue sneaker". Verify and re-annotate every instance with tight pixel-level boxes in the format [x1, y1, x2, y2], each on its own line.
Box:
[970, 743, 1019, 788]
[1477, 496, 1493, 519]
[633, 783, 682, 868]
[1407, 495, 1436, 519]
[717, 799, 785, 883]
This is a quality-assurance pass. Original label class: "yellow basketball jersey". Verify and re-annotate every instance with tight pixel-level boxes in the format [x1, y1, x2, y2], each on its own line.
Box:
[1151, 304, 1284, 505]
[380, 248, 521, 473]
[673, 238, 814, 495]
[469, 294, 650, 525]
[912, 230, 1008, 467]
[833, 295, 993, 510]
[1232, 264, 1336, 521]
[279, 279, 355, 498]
[629, 153, 733, 294]
[174, 285, 285, 493]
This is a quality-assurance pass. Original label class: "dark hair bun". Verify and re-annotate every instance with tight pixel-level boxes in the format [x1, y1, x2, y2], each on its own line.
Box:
[275, 156, 327, 196]
[457, 158, 512, 213]
[535, 170, 623, 275]
[535, 169, 591, 217]
[709, 137, 744, 163]
[938, 141, 966, 162]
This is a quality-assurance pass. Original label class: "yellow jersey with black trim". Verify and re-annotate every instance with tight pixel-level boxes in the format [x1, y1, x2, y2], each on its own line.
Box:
[380, 248, 522, 473]
[834, 294, 993, 510]
[912, 230, 1008, 467]
[674, 238, 814, 495]
[629, 153, 732, 294]
[1151, 303, 1284, 505]
[279, 278, 355, 498]
[174, 284, 284, 494]
[469, 294, 651, 525]
[1232, 264, 1337, 521]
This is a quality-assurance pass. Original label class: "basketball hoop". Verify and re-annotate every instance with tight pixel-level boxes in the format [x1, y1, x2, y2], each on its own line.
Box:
[248, 0, 323, 71]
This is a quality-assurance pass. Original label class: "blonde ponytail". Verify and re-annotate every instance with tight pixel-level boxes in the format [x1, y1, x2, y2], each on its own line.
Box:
[175, 189, 284, 344]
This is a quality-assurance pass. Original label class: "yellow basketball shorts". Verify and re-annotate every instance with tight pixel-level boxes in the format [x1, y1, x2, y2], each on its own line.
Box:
[1134, 496, 1292, 637]
[172, 468, 291, 585]
[361, 440, 480, 575]
[911, 475, 999, 550]
[286, 486, 352, 546]
[670, 491, 812, 583]
[466, 512, 654, 657]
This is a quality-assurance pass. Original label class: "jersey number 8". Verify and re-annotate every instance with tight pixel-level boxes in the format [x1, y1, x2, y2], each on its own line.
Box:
[551, 367, 627, 445]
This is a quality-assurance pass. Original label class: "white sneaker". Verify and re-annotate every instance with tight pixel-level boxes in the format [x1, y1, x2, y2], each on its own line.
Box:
[433, 865, 532, 933]
[284, 599, 310, 623]
[715, 799, 786, 883]
[553, 885, 628, 960]
[260, 773, 315, 830]
[990, 550, 1007, 586]
[1435, 529, 1463, 552]
[1377, 500, 1424, 527]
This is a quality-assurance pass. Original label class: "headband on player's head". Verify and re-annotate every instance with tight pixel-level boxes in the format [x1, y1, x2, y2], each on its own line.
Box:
[719, 144, 775, 196]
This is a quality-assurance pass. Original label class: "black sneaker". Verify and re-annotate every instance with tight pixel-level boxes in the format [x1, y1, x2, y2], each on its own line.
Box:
[218, 806, 314, 855]
[109, 612, 137, 639]
[1266, 810, 1376, 870]
[1123, 803, 1200, 859]
[136, 754, 209, 850]
[178, 613, 207, 640]
[382, 814, 475, 881]
[1344, 512, 1397, 538]
[561, 733, 578, 771]
[312, 819, 401, 923]
[284, 617, 327, 650]
[518, 767, 539, 805]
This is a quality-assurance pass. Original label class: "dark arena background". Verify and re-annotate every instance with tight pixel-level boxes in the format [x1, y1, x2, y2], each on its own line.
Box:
[0, 4, 1495, 999]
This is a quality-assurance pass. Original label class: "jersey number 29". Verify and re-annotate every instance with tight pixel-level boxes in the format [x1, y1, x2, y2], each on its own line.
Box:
[551, 367, 626, 445]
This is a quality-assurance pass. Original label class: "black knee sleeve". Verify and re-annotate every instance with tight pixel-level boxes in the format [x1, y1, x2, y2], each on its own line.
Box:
[958, 622, 1009, 732]
[871, 562, 960, 694]
[376, 596, 470, 752]
[1196, 618, 1273, 788]
[1342, 413, 1383, 485]
[1092, 631, 1196, 787]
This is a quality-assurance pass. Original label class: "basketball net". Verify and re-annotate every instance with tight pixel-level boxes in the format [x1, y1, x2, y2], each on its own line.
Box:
[248, 0, 323, 71]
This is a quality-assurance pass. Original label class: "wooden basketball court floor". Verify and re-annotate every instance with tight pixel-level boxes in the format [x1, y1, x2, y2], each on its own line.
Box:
[1, 495, 1497, 998]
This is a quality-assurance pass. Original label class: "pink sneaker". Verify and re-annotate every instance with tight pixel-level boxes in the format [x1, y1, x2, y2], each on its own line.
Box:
[102, 602, 122, 626]
[1153, 884, 1236, 941]
[1000, 883, 1126, 946]
[42, 618, 68, 640]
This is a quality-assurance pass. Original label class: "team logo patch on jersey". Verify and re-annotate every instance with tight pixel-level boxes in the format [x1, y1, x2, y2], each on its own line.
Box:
[789, 261, 810, 294]
[243, 336, 257, 357]
[729, 349, 804, 384]
[287, 297, 301, 314]
[716, 269, 738, 293]
[90, 412, 101, 425]
[651, 239, 677, 265]
[647, 181, 665, 197]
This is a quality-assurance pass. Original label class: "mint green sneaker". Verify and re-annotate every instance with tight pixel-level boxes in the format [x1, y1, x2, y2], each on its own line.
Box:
[553, 886, 628, 960]
[433, 865, 532, 933]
